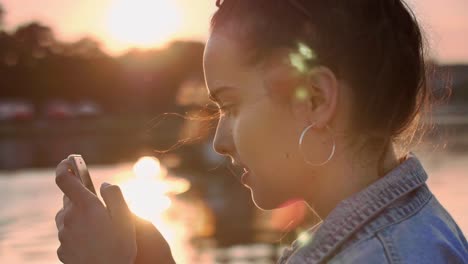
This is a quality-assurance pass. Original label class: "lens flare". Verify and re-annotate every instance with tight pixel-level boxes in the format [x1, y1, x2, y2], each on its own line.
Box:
[288, 42, 317, 74]
[298, 42, 316, 60]
[297, 230, 312, 246]
[295, 87, 309, 101]
[289, 53, 308, 73]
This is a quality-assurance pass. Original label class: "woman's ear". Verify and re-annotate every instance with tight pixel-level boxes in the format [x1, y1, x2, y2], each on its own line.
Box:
[290, 66, 339, 129]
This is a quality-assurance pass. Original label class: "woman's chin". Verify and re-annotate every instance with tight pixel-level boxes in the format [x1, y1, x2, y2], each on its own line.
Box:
[242, 170, 299, 210]
[250, 190, 297, 211]
[251, 198, 278, 211]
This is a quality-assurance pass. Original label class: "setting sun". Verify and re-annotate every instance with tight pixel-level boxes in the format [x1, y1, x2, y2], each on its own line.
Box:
[105, 0, 182, 49]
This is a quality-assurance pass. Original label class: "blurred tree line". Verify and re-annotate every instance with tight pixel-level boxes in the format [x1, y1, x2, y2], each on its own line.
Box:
[0, 3, 466, 116]
[0, 4, 206, 116]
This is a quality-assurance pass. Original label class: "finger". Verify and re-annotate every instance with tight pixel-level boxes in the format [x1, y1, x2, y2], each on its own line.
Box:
[62, 204, 77, 229]
[100, 183, 135, 235]
[57, 228, 66, 243]
[57, 245, 66, 263]
[63, 195, 71, 209]
[133, 215, 175, 263]
[55, 208, 64, 229]
[55, 160, 94, 206]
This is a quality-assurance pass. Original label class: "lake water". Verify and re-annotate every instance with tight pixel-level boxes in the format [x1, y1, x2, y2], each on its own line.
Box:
[0, 160, 286, 264]
[0, 143, 467, 263]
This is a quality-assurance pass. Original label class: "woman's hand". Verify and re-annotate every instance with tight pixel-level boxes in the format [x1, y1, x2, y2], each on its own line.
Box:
[55, 160, 137, 264]
[133, 215, 176, 264]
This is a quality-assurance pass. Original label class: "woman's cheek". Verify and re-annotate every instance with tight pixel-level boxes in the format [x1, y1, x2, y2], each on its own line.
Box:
[233, 108, 269, 167]
[234, 101, 288, 171]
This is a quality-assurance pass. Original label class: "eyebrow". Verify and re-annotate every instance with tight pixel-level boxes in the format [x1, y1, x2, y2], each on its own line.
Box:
[208, 86, 236, 103]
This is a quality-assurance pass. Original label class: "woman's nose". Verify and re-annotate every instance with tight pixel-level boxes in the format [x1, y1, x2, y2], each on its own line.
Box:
[212, 121, 233, 156]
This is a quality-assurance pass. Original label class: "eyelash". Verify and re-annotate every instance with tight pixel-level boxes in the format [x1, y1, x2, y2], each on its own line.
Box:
[218, 104, 237, 116]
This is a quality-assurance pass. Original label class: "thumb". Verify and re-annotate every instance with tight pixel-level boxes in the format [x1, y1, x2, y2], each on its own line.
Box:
[100, 183, 135, 236]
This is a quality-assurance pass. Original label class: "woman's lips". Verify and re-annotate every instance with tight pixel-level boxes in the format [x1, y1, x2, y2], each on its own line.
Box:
[241, 168, 250, 186]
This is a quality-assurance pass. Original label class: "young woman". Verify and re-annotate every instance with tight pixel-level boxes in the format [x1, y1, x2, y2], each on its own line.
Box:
[54, 0, 467, 263]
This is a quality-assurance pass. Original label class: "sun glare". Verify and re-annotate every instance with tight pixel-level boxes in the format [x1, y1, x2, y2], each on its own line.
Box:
[118, 156, 190, 222]
[105, 0, 182, 48]
[121, 157, 171, 219]
[133, 156, 164, 180]
[117, 156, 192, 254]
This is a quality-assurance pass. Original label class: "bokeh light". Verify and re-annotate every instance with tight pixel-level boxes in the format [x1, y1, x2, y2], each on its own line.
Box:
[289, 42, 316, 74]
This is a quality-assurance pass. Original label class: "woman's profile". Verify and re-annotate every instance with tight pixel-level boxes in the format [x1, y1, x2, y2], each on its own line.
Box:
[54, 0, 468, 263]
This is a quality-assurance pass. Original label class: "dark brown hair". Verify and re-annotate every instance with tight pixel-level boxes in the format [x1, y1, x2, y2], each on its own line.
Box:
[210, 0, 436, 174]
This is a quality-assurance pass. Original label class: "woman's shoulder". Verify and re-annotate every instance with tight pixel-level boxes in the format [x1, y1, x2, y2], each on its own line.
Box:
[280, 184, 467, 264]
[329, 187, 468, 264]
[279, 154, 467, 264]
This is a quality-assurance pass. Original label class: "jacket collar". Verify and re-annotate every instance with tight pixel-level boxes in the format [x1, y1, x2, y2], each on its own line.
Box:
[287, 152, 428, 263]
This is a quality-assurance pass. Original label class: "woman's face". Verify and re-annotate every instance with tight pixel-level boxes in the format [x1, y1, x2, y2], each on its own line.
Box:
[203, 32, 324, 210]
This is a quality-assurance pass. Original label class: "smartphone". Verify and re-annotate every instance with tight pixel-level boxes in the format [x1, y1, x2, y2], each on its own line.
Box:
[67, 154, 97, 195]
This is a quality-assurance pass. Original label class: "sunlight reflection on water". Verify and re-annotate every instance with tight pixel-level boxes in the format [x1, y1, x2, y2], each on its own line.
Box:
[117, 156, 193, 263]
[0, 149, 467, 263]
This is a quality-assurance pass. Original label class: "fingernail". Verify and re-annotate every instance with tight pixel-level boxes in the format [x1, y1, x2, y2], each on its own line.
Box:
[101, 182, 112, 188]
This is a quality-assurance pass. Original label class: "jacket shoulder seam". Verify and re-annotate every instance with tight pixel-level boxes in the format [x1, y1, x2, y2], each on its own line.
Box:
[362, 189, 433, 241]
[370, 194, 434, 264]
[376, 230, 400, 264]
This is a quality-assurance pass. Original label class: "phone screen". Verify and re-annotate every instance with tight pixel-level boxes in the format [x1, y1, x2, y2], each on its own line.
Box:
[67, 154, 97, 195]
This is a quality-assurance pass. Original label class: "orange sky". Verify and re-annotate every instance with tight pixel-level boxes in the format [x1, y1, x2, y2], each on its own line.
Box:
[3, 0, 467, 63]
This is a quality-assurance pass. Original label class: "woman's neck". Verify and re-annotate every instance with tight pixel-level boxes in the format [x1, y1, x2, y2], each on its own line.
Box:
[304, 143, 402, 220]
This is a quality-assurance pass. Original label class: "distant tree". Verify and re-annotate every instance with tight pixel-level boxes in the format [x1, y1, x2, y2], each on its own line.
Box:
[0, 4, 4, 30]
[116, 41, 205, 115]
[0, 18, 207, 117]
[14, 22, 55, 50]
[62, 37, 106, 58]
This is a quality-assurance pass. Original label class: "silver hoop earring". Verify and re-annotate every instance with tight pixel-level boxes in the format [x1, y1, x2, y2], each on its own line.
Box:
[299, 122, 336, 166]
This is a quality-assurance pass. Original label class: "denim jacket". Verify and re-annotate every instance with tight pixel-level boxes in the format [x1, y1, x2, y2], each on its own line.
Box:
[278, 152, 468, 264]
